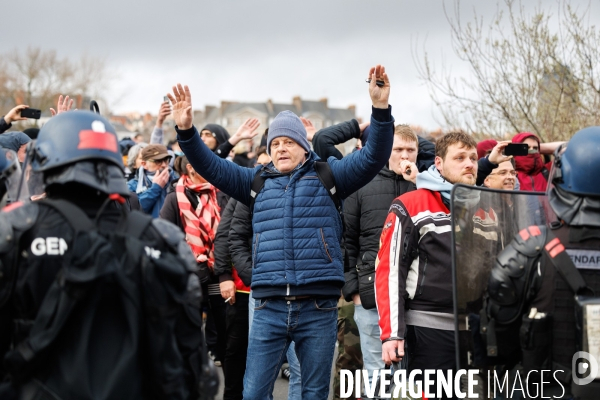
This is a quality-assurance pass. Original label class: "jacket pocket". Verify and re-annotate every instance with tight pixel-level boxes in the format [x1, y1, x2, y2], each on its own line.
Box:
[317, 228, 333, 263]
[356, 262, 377, 310]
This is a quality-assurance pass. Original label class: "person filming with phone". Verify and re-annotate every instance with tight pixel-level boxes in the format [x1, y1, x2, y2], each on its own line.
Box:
[1, 105, 34, 133]
[127, 143, 177, 217]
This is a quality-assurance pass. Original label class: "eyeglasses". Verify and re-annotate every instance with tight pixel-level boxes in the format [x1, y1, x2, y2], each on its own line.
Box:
[148, 158, 171, 165]
[489, 170, 517, 177]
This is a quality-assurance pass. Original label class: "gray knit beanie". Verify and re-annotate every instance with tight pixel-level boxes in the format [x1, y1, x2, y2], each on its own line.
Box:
[266, 111, 310, 155]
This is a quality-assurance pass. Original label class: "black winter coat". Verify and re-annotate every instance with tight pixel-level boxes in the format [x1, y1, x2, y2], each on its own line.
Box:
[312, 118, 436, 301]
[342, 167, 416, 300]
[228, 200, 253, 287]
[212, 197, 235, 282]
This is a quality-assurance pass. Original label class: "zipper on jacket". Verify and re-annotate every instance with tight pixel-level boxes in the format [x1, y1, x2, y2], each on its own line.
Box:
[253, 233, 259, 265]
[287, 284, 290, 296]
[418, 255, 428, 296]
[320, 228, 333, 262]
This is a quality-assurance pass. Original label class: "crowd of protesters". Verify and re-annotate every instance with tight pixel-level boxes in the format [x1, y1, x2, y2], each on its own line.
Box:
[0, 63, 575, 400]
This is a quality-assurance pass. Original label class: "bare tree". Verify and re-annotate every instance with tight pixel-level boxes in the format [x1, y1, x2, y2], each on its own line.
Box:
[415, 0, 600, 141]
[0, 47, 115, 122]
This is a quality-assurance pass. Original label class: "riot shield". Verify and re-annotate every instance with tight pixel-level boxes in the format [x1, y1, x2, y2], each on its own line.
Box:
[451, 184, 548, 372]
[0, 149, 30, 207]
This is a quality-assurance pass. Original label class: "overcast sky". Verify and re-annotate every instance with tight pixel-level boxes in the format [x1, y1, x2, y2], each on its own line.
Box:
[1, 0, 597, 129]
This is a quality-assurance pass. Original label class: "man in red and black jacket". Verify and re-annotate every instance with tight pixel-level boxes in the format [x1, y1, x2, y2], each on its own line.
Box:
[375, 132, 512, 398]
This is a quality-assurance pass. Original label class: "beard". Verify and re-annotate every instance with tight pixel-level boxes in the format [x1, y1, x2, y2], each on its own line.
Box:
[444, 170, 477, 186]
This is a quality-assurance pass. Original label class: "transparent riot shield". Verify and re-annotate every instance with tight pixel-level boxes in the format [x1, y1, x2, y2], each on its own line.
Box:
[451, 184, 548, 375]
[0, 149, 30, 207]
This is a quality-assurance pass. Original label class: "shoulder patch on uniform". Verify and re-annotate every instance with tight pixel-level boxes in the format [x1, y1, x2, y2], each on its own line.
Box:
[2, 201, 24, 213]
[389, 202, 407, 216]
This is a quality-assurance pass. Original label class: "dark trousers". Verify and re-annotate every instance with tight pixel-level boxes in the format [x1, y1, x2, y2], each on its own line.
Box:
[208, 293, 228, 364]
[223, 293, 250, 400]
[406, 325, 455, 400]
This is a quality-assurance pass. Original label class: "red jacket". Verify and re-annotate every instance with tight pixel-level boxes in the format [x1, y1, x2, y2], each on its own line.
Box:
[512, 132, 552, 192]
[375, 189, 452, 341]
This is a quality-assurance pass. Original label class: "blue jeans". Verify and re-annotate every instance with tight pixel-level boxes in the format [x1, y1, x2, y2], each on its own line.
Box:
[354, 304, 386, 399]
[243, 297, 338, 400]
[248, 291, 302, 400]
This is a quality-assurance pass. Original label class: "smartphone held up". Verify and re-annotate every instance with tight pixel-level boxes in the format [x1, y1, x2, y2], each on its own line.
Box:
[20, 108, 41, 119]
[503, 143, 529, 156]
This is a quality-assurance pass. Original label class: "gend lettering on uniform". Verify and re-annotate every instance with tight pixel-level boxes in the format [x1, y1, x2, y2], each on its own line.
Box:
[30, 237, 68, 256]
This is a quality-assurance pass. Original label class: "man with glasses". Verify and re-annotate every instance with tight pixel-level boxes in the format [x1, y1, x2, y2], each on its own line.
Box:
[127, 144, 176, 217]
[483, 159, 517, 191]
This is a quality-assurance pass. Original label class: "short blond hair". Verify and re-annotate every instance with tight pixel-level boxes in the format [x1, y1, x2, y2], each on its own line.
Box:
[394, 124, 419, 144]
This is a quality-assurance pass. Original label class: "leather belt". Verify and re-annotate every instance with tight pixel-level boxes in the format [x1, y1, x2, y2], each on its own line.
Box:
[283, 295, 312, 301]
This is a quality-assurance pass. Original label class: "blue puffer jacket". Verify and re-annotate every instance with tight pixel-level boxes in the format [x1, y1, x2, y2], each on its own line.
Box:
[177, 108, 394, 298]
[127, 169, 178, 218]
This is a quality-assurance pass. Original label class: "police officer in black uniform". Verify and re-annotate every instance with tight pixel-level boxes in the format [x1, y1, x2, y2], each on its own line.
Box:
[0, 111, 216, 399]
[483, 127, 600, 399]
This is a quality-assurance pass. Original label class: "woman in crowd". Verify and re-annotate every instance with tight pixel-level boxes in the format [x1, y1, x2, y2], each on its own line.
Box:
[160, 154, 228, 367]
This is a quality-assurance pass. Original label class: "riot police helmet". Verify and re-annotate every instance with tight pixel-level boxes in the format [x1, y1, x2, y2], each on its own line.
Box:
[31, 111, 129, 195]
[549, 126, 600, 227]
[553, 126, 600, 197]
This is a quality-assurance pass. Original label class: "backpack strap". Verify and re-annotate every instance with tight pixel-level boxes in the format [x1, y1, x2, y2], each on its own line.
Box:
[544, 229, 593, 296]
[122, 211, 153, 239]
[40, 199, 95, 232]
[313, 160, 350, 269]
[249, 168, 266, 218]
[313, 160, 341, 212]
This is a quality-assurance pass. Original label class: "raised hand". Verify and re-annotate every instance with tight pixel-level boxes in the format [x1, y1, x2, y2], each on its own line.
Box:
[488, 141, 513, 165]
[167, 84, 193, 130]
[4, 105, 30, 124]
[368, 65, 390, 109]
[235, 118, 260, 140]
[300, 117, 317, 142]
[156, 101, 172, 128]
[50, 95, 75, 116]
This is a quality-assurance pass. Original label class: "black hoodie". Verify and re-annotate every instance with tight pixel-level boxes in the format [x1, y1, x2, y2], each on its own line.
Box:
[201, 124, 233, 159]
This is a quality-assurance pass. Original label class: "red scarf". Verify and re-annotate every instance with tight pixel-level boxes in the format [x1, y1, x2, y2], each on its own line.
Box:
[512, 132, 548, 191]
[176, 175, 221, 269]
